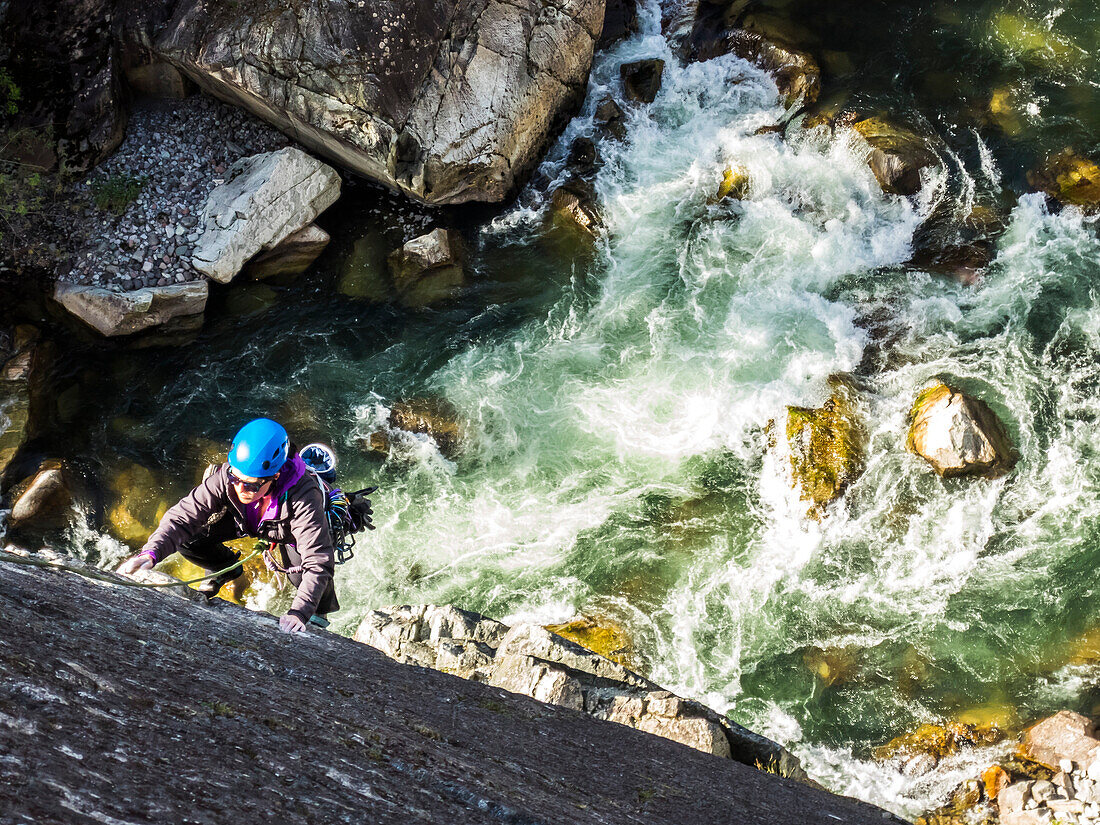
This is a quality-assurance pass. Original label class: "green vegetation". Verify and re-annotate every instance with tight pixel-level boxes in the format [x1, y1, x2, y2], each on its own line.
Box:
[0, 68, 20, 115]
[90, 173, 146, 214]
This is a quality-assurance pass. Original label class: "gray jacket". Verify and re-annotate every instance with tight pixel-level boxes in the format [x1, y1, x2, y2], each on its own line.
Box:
[141, 459, 335, 622]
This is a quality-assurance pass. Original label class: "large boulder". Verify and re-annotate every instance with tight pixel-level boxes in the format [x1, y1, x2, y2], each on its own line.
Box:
[620, 59, 664, 104]
[356, 604, 809, 780]
[785, 375, 866, 518]
[53, 281, 208, 337]
[387, 229, 465, 307]
[191, 148, 341, 284]
[906, 382, 1017, 478]
[129, 0, 604, 205]
[1027, 149, 1100, 212]
[1019, 711, 1100, 771]
[850, 117, 941, 197]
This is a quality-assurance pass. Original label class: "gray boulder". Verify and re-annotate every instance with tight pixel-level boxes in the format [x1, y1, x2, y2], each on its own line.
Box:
[9, 461, 72, 529]
[133, 0, 603, 205]
[356, 604, 808, 780]
[192, 148, 341, 283]
[53, 282, 208, 337]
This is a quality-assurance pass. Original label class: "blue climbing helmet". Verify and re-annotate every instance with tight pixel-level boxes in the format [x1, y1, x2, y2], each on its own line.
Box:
[228, 418, 289, 478]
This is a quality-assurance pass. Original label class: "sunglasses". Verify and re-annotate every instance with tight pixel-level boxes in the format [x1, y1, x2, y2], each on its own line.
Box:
[228, 470, 275, 492]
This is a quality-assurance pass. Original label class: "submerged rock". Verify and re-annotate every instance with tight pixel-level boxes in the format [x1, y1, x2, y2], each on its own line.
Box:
[245, 224, 331, 281]
[192, 148, 341, 284]
[357, 604, 809, 780]
[339, 234, 394, 301]
[851, 117, 941, 197]
[1027, 149, 1100, 212]
[785, 375, 866, 517]
[53, 282, 209, 338]
[620, 59, 665, 104]
[8, 461, 73, 530]
[544, 616, 637, 670]
[368, 397, 464, 458]
[133, 0, 603, 205]
[688, 20, 820, 108]
[105, 459, 173, 548]
[906, 382, 1017, 478]
[387, 228, 465, 307]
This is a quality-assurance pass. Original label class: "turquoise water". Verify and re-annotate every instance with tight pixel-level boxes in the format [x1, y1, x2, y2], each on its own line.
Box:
[21, 0, 1100, 817]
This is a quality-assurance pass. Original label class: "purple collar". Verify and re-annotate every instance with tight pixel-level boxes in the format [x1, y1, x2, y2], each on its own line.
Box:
[245, 454, 309, 531]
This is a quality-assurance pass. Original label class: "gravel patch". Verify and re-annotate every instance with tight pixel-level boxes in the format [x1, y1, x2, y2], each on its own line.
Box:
[61, 95, 291, 291]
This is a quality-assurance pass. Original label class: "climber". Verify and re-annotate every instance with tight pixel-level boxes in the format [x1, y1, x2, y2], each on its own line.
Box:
[117, 417, 339, 633]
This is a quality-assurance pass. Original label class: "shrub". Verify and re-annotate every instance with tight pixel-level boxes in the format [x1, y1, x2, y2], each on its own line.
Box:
[90, 173, 146, 214]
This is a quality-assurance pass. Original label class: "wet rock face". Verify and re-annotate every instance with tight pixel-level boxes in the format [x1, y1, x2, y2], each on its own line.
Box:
[128, 0, 604, 205]
[356, 604, 808, 780]
[0, 554, 908, 825]
[906, 382, 1018, 478]
[851, 117, 941, 197]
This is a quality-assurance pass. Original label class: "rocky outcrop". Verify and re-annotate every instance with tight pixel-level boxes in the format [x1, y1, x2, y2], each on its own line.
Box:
[355, 604, 808, 780]
[0, 552, 907, 825]
[785, 375, 866, 517]
[1028, 150, 1100, 212]
[53, 281, 208, 337]
[918, 711, 1100, 825]
[850, 117, 941, 197]
[244, 224, 331, 281]
[191, 148, 341, 284]
[906, 382, 1017, 478]
[126, 0, 604, 206]
[387, 228, 465, 307]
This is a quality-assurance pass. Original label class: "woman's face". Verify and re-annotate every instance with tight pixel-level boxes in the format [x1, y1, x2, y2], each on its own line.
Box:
[229, 471, 276, 504]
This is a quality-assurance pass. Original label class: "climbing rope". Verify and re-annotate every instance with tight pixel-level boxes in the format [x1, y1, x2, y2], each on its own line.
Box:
[0, 546, 264, 590]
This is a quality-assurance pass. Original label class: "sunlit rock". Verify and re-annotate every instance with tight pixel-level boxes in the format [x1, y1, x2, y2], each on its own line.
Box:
[906, 382, 1017, 478]
[1027, 149, 1100, 212]
[1019, 711, 1100, 771]
[850, 117, 941, 197]
[245, 224, 331, 281]
[356, 605, 809, 779]
[544, 616, 637, 670]
[8, 460, 72, 529]
[916, 779, 990, 825]
[388, 228, 465, 307]
[714, 165, 750, 202]
[982, 765, 1011, 801]
[785, 375, 866, 517]
[875, 723, 1003, 773]
[53, 282, 208, 337]
[192, 148, 341, 284]
[620, 59, 665, 104]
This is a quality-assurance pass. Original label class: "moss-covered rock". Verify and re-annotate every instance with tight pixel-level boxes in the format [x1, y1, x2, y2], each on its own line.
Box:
[1027, 149, 1100, 212]
[785, 375, 866, 517]
[544, 617, 637, 670]
[714, 165, 750, 202]
[906, 382, 1017, 478]
[851, 117, 941, 197]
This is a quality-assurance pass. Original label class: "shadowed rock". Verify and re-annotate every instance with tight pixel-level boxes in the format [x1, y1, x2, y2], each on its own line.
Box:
[0, 553, 909, 825]
[621, 59, 665, 104]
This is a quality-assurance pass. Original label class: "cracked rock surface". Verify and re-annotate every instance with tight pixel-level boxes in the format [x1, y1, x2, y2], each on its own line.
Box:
[0, 552, 906, 825]
[123, 0, 604, 205]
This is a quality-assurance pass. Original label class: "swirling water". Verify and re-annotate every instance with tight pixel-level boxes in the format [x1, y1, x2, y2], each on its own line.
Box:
[27, 0, 1100, 818]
